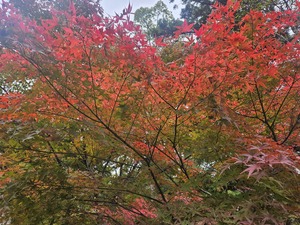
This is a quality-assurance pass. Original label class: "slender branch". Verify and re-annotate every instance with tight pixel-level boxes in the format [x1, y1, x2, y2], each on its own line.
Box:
[150, 160, 179, 187]
[0, 85, 9, 94]
[173, 113, 189, 179]
[248, 92, 261, 119]
[125, 94, 145, 141]
[254, 82, 277, 141]
[148, 167, 168, 203]
[8, 145, 132, 166]
[108, 74, 130, 127]
[47, 141, 63, 167]
[149, 125, 162, 160]
[270, 78, 295, 129]
[265, 85, 281, 113]
[280, 120, 298, 145]
[81, 34, 99, 116]
[149, 82, 176, 111]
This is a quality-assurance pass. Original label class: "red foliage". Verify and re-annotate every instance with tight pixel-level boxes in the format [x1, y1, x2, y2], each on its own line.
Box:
[0, 0, 299, 223]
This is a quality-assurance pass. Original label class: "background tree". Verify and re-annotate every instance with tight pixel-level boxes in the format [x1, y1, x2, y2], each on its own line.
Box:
[177, 0, 226, 27]
[134, 0, 182, 38]
[170, 0, 297, 27]
[9, 0, 103, 20]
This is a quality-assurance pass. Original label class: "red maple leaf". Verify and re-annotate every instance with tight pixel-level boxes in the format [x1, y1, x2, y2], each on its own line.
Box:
[242, 164, 262, 178]
[174, 20, 194, 37]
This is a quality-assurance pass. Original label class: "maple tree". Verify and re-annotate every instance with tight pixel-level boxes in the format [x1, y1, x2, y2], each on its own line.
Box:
[0, 0, 299, 224]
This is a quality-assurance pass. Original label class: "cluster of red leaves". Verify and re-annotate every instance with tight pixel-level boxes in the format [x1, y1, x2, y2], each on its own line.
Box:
[172, 190, 203, 205]
[94, 198, 157, 225]
[234, 136, 300, 179]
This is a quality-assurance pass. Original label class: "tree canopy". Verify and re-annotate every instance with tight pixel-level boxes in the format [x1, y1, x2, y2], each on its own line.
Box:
[172, 0, 297, 27]
[0, 0, 299, 224]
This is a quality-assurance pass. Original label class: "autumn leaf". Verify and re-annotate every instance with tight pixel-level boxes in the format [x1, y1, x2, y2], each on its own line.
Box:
[174, 19, 194, 37]
[242, 163, 262, 178]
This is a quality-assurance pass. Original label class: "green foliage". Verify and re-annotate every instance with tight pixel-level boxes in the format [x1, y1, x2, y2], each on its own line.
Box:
[134, 0, 182, 38]
[176, 0, 296, 27]
[9, 0, 103, 20]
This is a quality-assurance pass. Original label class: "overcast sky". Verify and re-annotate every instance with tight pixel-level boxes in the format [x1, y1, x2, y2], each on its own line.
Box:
[101, 0, 182, 18]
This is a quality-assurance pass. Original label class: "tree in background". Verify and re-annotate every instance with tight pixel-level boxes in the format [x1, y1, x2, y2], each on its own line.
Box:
[0, 0, 300, 224]
[134, 0, 183, 38]
[170, 0, 297, 27]
[9, 0, 103, 19]
[172, 0, 226, 27]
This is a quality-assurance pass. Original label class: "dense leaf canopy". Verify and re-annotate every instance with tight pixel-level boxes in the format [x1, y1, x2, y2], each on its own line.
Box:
[0, 0, 299, 224]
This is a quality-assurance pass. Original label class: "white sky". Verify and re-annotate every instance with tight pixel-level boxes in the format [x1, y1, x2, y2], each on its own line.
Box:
[101, 0, 182, 18]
